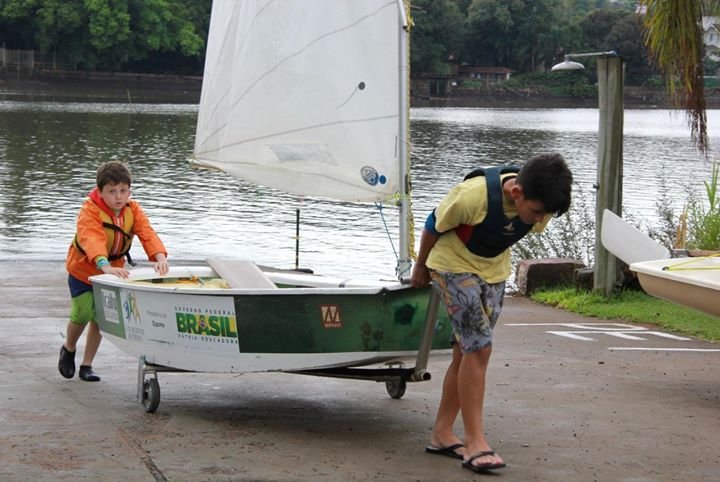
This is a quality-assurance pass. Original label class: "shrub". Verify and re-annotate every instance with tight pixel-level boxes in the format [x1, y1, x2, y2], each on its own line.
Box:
[685, 161, 720, 250]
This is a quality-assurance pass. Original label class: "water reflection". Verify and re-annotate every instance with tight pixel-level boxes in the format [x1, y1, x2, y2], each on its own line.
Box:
[0, 102, 714, 279]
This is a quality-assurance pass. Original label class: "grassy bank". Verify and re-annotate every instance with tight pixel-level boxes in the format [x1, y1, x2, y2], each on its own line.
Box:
[530, 288, 720, 342]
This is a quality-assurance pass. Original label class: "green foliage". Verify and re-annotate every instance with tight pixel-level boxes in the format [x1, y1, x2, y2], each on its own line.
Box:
[85, 0, 131, 68]
[458, 79, 486, 89]
[686, 161, 720, 250]
[561, 0, 635, 16]
[500, 71, 596, 97]
[653, 161, 720, 251]
[531, 287, 720, 341]
[0, 0, 209, 72]
[641, 75, 663, 88]
[640, 0, 709, 154]
[128, 0, 204, 59]
[600, 13, 654, 85]
[568, 8, 657, 85]
[0, 0, 666, 81]
[514, 184, 596, 265]
[176, 22, 204, 57]
[704, 76, 720, 88]
[703, 56, 720, 78]
[464, 0, 564, 71]
[411, 0, 466, 73]
[647, 165, 679, 250]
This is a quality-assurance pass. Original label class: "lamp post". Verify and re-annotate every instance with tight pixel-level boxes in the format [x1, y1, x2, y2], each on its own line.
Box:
[551, 51, 624, 295]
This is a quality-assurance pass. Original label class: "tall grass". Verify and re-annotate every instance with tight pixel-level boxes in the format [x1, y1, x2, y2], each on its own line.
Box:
[647, 164, 680, 250]
[685, 161, 720, 250]
[513, 183, 595, 266]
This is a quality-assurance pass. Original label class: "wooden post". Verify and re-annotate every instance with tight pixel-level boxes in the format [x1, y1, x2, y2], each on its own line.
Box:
[295, 208, 300, 270]
[594, 55, 624, 295]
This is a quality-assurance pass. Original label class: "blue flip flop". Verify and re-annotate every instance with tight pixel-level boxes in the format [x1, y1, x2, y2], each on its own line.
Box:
[425, 443, 465, 460]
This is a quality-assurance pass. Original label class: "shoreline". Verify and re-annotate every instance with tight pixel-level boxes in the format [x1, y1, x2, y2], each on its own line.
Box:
[0, 72, 203, 104]
[0, 71, 705, 108]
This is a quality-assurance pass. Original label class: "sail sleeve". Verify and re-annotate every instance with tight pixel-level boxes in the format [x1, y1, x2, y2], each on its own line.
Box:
[194, 0, 404, 202]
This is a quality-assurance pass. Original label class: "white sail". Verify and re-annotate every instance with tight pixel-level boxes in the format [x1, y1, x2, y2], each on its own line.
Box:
[194, 0, 406, 202]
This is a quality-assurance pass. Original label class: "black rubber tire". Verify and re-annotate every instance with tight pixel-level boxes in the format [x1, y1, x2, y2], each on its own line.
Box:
[385, 379, 407, 399]
[142, 378, 161, 413]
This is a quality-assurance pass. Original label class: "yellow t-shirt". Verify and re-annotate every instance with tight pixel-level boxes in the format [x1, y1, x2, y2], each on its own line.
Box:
[426, 174, 551, 283]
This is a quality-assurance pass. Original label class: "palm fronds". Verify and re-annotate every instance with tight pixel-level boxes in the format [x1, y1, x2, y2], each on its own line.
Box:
[640, 0, 709, 154]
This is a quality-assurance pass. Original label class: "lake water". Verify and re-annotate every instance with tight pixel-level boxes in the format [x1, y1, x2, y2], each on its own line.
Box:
[0, 101, 715, 279]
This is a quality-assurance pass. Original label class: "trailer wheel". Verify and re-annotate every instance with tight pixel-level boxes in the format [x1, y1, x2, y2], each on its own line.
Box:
[142, 378, 160, 413]
[386, 379, 407, 399]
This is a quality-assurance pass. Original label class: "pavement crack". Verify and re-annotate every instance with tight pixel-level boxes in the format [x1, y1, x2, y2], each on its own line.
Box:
[116, 427, 168, 481]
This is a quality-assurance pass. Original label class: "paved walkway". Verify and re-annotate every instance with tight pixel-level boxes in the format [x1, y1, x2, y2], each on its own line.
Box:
[1, 260, 718, 481]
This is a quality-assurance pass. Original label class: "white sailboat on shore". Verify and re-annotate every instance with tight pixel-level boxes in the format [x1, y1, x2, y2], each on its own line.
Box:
[90, 0, 453, 412]
[601, 209, 720, 317]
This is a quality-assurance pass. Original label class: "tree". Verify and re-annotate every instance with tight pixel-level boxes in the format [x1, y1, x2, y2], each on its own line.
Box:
[84, 0, 131, 68]
[410, 0, 466, 73]
[125, 0, 210, 74]
[465, 0, 563, 71]
[127, 0, 204, 59]
[639, 0, 709, 153]
[0, 0, 41, 48]
[578, 8, 653, 85]
[603, 12, 653, 85]
[0, 0, 92, 66]
[0, 0, 208, 72]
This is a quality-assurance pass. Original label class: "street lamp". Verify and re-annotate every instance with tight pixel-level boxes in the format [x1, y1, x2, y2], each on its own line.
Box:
[551, 51, 624, 296]
[550, 50, 618, 71]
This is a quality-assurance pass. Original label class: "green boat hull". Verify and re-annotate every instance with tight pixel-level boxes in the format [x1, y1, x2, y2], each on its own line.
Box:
[91, 267, 453, 373]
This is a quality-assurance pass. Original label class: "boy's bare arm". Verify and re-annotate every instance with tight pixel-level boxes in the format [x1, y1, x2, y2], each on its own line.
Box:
[411, 229, 439, 288]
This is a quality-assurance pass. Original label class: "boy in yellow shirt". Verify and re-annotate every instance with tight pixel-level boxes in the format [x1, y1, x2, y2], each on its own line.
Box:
[412, 153, 572, 473]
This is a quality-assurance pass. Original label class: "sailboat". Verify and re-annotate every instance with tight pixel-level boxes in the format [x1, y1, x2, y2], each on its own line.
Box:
[89, 0, 453, 412]
[601, 209, 720, 318]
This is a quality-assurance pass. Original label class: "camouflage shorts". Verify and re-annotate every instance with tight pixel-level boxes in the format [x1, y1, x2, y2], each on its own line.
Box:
[429, 270, 505, 353]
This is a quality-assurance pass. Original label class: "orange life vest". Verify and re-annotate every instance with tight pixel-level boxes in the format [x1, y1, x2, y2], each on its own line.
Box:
[72, 205, 136, 264]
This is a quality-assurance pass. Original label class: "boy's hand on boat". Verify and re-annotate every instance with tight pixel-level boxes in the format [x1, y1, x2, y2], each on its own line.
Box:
[153, 260, 169, 276]
[410, 263, 431, 288]
[102, 266, 130, 279]
[153, 254, 169, 276]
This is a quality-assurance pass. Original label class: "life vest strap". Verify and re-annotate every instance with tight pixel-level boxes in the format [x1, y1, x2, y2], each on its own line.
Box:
[73, 222, 135, 266]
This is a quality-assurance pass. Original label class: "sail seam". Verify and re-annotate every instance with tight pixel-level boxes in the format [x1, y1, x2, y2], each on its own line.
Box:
[196, 114, 399, 156]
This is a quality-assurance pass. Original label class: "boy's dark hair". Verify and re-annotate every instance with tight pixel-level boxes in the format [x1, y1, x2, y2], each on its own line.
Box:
[96, 161, 132, 189]
[516, 153, 572, 216]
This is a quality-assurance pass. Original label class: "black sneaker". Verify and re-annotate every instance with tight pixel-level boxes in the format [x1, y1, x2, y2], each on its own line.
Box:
[58, 345, 76, 379]
[79, 365, 101, 382]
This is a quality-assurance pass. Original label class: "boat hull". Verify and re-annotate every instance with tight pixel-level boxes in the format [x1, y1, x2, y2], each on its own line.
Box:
[630, 257, 720, 318]
[91, 267, 453, 372]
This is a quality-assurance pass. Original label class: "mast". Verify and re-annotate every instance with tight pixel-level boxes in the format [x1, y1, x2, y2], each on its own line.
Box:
[396, 0, 412, 280]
